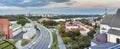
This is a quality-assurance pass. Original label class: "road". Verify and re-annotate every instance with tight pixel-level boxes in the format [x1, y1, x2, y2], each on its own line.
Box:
[24, 18, 52, 49]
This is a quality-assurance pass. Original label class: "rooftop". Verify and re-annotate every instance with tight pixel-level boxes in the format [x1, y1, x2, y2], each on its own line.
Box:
[108, 29, 120, 36]
[101, 14, 114, 25]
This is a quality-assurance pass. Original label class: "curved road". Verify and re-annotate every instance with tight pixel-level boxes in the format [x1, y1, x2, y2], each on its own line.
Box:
[25, 18, 53, 49]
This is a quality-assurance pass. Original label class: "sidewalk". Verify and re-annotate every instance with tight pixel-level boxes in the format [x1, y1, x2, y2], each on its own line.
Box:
[56, 30, 66, 49]
[15, 40, 23, 49]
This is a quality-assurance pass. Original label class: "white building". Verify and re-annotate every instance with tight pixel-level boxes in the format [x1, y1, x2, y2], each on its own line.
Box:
[100, 14, 114, 33]
[23, 28, 36, 39]
[10, 21, 22, 37]
[89, 9, 120, 49]
[22, 23, 34, 32]
[22, 23, 36, 39]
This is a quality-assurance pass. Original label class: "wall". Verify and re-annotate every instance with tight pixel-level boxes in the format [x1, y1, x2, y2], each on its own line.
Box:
[107, 34, 120, 43]
[100, 24, 110, 33]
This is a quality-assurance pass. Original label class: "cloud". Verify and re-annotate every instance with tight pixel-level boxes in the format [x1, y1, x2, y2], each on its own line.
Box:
[0, 6, 24, 10]
[22, 0, 31, 3]
[0, 0, 120, 11]
[0, 0, 70, 7]
[41, 0, 120, 9]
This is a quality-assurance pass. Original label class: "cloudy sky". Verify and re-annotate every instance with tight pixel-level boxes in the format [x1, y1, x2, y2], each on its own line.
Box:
[0, 0, 120, 15]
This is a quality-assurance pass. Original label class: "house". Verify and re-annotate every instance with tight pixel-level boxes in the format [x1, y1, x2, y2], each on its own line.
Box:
[100, 14, 114, 33]
[89, 9, 120, 49]
[65, 20, 94, 35]
[22, 23, 36, 39]
[22, 23, 34, 32]
[10, 22, 22, 37]
[0, 19, 13, 39]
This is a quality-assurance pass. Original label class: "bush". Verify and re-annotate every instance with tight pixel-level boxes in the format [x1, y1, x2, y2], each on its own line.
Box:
[62, 37, 72, 44]
[87, 30, 96, 38]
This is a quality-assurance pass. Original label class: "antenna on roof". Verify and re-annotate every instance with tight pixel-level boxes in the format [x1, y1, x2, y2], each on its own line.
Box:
[104, 8, 107, 15]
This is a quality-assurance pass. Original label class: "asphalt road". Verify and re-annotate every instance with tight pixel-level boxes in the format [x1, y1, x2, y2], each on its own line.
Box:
[25, 18, 52, 49]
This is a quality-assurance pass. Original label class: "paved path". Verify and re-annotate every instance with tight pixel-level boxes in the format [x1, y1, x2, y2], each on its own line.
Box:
[56, 30, 66, 49]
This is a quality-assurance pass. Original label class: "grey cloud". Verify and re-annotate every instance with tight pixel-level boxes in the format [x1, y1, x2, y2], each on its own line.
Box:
[0, 0, 70, 7]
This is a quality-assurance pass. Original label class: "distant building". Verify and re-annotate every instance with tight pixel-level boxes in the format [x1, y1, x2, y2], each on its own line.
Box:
[38, 18, 49, 24]
[65, 21, 79, 32]
[65, 20, 94, 35]
[0, 19, 13, 39]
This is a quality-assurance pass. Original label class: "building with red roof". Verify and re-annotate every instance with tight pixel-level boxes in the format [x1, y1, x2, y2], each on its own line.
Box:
[0, 19, 13, 39]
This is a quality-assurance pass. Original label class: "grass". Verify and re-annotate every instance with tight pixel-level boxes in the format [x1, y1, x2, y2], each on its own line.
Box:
[46, 26, 57, 28]
[5, 45, 14, 49]
[21, 35, 35, 46]
[0, 40, 17, 49]
[0, 43, 9, 49]
[0, 34, 5, 38]
[21, 39, 31, 46]
[51, 31, 59, 49]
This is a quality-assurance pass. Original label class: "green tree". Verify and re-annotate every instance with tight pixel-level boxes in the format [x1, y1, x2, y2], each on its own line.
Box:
[71, 43, 79, 49]
[17, 19, 28, 26]
[87, 30, 96, 38]
[67, 29, 81, 40]
[62, 37, 72, 44]
[80, 19, 92, 26]
[41, 20, 59, 26]
[58, 25, 66, 37]
[59, 21, 65, 26]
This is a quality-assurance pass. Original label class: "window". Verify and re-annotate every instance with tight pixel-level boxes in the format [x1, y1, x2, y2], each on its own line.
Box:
[101, 27, 106, 30]
[116, 38, 120, 43]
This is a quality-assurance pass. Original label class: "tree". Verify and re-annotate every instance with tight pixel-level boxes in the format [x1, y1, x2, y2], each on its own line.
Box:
[58, 21, 65, 26]
[17, 19, 28, 26]
[62, 37, 72, 44]
[58, 25, 66, 37]
[71, 43, 79, 49]
[41, 20, 59, 26]
[87, 30, 96, 38]
[80, 19, 92, 26]
[67, 29, 81, 40]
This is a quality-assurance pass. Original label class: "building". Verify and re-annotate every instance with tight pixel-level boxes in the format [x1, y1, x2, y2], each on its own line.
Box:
[0, 19, 13, 39]
[89, 9, 120, 49]
[100, 14, 114, 33]
[23, 28, 36, 39]
[22, 23, 34, 32]
[65, 20, 94, 35]
[65, 21, 79, 32]
[22, 23, 36, 39]
[38, 18, 49, 24]
[10, 22, 22, 37]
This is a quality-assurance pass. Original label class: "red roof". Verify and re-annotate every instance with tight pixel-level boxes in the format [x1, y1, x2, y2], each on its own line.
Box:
[0, 19, 10, 25]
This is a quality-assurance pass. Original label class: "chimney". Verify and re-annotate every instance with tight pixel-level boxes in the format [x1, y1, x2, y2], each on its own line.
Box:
[116, 8, 120, 15]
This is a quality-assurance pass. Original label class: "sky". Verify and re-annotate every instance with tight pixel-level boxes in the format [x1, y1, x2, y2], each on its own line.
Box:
[0, 0, 120, 15]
